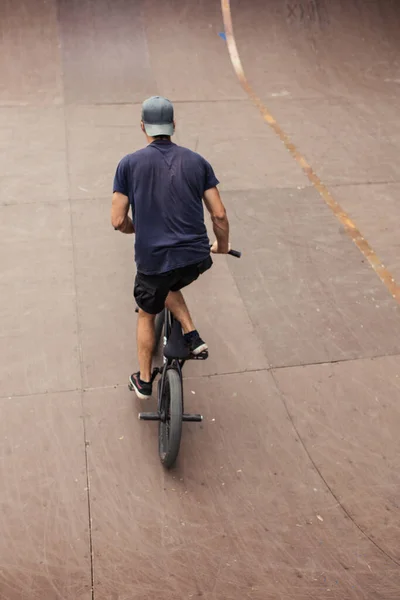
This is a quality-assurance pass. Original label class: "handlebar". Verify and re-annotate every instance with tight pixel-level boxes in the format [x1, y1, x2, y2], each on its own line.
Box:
[228, 249, 241, 258]
[210, 246, 241, 258]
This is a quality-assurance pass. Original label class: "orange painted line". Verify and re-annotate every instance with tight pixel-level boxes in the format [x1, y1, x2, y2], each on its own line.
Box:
[221, 0, 400, 303]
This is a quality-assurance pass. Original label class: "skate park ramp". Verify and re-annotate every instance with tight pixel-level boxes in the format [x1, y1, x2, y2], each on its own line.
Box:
[1, 0, 400, 598]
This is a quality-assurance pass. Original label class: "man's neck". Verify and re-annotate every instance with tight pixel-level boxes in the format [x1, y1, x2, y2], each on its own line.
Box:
[148, 135, 171, 143]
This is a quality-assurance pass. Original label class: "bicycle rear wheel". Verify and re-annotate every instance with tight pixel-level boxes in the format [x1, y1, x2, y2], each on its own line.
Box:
[158, 368, 183, 469]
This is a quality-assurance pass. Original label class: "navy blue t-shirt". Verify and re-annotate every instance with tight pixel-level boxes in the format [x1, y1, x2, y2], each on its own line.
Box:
[113, 140, 219, 275]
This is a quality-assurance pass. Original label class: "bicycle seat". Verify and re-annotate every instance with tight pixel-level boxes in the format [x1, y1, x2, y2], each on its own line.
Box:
[164, 319, 191, 360]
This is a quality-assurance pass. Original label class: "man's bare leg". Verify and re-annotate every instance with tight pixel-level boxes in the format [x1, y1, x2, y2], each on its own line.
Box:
[137, 292, 195, 383]
[165, 290, 207, 354]
[165, 290, 195, 334]
[137, 309, 156, 382]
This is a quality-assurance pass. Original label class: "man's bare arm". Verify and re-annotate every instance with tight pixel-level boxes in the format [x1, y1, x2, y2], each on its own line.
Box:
[203, 186, 229, 253]
[111, 192, 135, 234]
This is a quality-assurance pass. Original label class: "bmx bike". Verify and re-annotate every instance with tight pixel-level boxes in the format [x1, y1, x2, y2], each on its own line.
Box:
[129, 248, 241, 469]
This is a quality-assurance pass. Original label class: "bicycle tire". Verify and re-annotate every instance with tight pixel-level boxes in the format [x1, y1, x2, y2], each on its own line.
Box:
[158, 368, 183, 469]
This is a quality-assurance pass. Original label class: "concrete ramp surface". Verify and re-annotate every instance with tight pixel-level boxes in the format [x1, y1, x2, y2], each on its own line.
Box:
[1, 0, 400, 598]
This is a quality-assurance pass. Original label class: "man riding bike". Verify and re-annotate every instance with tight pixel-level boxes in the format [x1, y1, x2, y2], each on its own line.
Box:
[111, 96, 230, 399]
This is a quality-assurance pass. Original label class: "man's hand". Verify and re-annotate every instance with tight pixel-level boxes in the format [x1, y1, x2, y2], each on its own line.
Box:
[211, 240, 231, 254]
[111, 192, 135, 234]
[116, 216, 135, 234]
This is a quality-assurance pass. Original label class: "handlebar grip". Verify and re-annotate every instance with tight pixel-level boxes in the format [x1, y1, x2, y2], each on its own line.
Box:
[209, 245, 242, 258]
[228, 249, 241, 258]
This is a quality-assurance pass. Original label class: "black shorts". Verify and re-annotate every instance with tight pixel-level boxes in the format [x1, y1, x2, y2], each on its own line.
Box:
[134, 256, 213, 315]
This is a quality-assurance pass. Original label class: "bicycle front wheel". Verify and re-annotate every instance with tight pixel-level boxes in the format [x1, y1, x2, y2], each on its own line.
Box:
[159, 368, 183, 469]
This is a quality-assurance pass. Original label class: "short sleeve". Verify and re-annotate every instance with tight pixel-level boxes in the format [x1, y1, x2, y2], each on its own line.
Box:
[203, 159, 219, 191]
[113, 156, 129, 195]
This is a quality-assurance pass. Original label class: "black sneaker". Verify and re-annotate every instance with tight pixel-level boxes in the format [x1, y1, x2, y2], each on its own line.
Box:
[129, 372, 152, 399]
[184, 330, 208, 355]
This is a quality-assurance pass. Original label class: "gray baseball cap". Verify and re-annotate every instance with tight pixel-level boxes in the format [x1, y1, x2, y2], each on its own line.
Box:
[141, 96, 174, 136]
